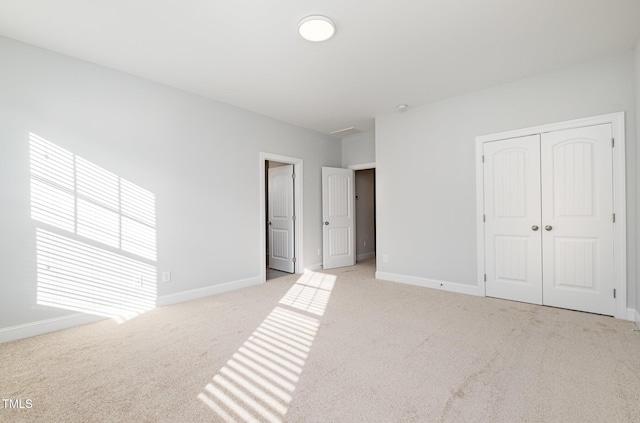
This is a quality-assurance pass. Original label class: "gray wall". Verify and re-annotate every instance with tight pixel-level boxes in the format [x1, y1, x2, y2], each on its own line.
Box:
[342, 131, 375, 167]
[0, 37, 341, 329]
[376, 51, 637, 309]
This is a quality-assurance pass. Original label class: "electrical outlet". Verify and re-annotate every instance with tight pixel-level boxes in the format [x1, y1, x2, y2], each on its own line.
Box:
[383, 254, 389, 263]
[162, 271, 171, 283]
[138, 275, 144, 287]
[363, 240, 367, 248]
[317, 248, 321, 256]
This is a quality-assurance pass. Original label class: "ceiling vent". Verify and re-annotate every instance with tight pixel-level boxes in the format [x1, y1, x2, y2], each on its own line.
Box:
[329, 127, 361, 138]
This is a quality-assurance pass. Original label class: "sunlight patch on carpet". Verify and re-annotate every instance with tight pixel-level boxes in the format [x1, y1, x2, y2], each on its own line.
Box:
[198, 271, 337, 422]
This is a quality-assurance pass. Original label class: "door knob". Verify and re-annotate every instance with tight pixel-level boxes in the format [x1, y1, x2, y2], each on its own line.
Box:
[531, 225, 539, 231]
[268, 221, 271, 226]
[545, 225, 553, 231]
[324, 221, 329, 225]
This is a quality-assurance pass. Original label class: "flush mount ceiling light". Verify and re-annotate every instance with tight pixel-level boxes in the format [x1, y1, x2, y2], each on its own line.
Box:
[298, 15, 336, 42]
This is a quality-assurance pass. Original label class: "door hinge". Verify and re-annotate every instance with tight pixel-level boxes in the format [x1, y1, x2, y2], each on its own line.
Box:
[612, 138, 615, 148]
[292, 173, 296, 179]
[292, 257, 297, 263]
[613, 288, 616, 299]
[483, 214, 486, 222]
[482, 155, 485, 163]
[484, 274, 487, 282]
[613, 213, 616, 223]
[292, 215, 296, 221]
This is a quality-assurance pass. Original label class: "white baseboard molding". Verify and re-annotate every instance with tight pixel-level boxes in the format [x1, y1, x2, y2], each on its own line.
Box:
[0, 313, 105, 344]
[375, 271, 483, 297]
[157, 275, 263, 307]
[1, 276, 264, 344]
[304, 262, 323, 272]
[377, 273, 637, 322]
[357, 252, 375, 261]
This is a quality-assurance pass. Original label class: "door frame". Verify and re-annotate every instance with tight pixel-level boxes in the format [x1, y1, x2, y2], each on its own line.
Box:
[260, 153, 303, 282]
[349, 162, 377, 262]
[475, 112, 627, 319]
[348, 162, 376, 171]
[267, 164, 295, 273]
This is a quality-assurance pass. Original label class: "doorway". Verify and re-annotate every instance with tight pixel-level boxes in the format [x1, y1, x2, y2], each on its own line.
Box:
[266, 161, 294, 280]
[321, 163, 377, 270]
[260, 153, 303, 282]
[355, 168, 376, 262]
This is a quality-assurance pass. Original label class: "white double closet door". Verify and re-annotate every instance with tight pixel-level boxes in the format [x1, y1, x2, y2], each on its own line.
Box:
[483, 124, 615, 315]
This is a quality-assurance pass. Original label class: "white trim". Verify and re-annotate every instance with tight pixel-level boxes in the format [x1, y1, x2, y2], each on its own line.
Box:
[475, 112, 627, 319]
[476, 112, 626, 143]
[357, 252, 375, 261]
[610, 113, 627, 320]
[348, 162, 376, 170]
[260, 153, 304, 282]
[375, 272, 483, 297]
[475, 138, 486, 297]
[157, 276, 262, 307]
[0, 314, 104, 344]
[627, 308, 638, 323]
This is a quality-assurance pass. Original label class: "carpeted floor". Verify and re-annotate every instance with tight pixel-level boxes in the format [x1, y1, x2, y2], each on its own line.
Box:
[1, 259, 639, 422]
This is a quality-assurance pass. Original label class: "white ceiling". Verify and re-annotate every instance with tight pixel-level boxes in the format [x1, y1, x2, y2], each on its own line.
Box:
[1, 0, 639, 136]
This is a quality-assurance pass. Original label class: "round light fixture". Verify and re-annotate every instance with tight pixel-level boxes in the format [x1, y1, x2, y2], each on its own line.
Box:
[298, 15, 336, 42]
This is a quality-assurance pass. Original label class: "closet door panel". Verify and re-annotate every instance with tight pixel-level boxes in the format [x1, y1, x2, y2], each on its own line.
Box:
[541, 124, 615, 315]
[484, 135, 542, 304]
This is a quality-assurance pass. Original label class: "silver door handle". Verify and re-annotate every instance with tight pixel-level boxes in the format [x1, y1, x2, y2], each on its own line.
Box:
[531, 225, 539, 231]
[324, 221, 329, 225]
[545, 225, 552, 231]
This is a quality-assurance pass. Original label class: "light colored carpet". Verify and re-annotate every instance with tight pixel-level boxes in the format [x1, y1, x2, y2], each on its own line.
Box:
[1, 259, 640, 422]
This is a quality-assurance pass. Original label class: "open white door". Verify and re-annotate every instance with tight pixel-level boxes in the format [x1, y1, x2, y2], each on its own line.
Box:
[322, 167, 355, 270]
[268, 164, 294, 273]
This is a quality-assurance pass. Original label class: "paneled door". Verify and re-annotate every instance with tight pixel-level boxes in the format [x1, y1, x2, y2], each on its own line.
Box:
[268, 164, 295, 273]
[484, 135, 543, 305]
[322, 167, 355, 270]
[483, 124, 615, 315]
[541, 124, 614, 315]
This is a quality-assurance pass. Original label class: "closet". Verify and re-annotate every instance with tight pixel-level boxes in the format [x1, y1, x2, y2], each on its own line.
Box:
[482, 122, 616, 315]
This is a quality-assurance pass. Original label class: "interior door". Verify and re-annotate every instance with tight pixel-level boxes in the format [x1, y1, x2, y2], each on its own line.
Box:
[484, 135, 543, 304]
[541, 124, 615, 315]
[268, 164, 294, 273]
[322, 167, 355, 270]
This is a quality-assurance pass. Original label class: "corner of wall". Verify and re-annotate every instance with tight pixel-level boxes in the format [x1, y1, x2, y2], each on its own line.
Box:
[341, 130, 376, 167]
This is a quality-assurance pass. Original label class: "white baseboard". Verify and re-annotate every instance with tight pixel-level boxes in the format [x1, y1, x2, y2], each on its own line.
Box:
[0, 313, 105, 344]
[1, 276, 264, 344]
[375, 271, 483, 297]
[357, 252, 375, 261]
[304, 262, 323, 271]
[157, 275, 262, 307]
[376, 273, 637, 322]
